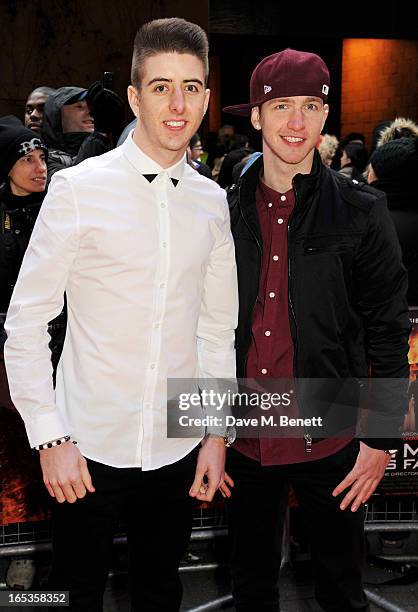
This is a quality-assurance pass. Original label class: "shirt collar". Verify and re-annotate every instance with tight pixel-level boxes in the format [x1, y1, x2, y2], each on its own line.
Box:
[258, 178, 294, 209]
[121, 130, 185, 186]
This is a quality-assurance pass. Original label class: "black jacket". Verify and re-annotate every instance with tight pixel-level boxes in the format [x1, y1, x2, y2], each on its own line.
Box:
[0, 185, 42, 313]
[228, 151, 410, 446]
[42, 87, 110, 181]
[371, 176, 418, 306]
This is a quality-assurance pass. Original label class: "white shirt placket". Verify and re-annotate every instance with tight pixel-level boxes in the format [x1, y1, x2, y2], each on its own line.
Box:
[138, 173, 171, 466]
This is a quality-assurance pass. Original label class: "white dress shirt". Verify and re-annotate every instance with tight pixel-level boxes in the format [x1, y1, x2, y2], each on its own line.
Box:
[4, 133, 238, 470]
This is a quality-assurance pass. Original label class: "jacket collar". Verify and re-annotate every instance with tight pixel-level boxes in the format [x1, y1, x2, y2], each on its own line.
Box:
[292, 148, 323, 210]
[238, 148, 323, 220]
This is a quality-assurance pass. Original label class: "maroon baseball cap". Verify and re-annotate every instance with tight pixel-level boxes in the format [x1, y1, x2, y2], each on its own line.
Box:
[223, 48, 330, 116]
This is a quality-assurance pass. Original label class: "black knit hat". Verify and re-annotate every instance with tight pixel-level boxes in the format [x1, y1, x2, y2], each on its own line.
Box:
[370, 137, 418, 181]
[0, 115, 48, 180]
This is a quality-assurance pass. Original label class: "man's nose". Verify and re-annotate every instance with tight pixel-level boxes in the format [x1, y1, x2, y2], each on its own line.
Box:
[287, 109, 305, 131]
[169, 88, 185, 114]
[30, 108, 41, 118]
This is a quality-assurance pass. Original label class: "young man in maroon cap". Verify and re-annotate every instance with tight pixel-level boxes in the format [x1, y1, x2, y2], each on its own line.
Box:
[222, 48, 410, 611]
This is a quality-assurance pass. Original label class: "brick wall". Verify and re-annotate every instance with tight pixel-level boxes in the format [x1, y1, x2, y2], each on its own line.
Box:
[0, 0, 209, 118]
[341, 39, 418, 149]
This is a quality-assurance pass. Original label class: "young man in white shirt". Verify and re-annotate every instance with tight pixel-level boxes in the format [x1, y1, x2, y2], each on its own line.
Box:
[5, 17, 238, 611]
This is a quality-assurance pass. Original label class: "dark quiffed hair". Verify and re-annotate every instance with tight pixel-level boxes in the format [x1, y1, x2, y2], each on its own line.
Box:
[131, 17, 209, 89]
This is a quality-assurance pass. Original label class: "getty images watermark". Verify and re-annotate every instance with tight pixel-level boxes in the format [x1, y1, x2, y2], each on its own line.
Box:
[166, 378, 409, 440]
[177, 387, 322, 429]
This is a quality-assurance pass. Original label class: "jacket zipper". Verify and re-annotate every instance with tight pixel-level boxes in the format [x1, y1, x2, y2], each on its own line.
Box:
[288, 182, 311, 454]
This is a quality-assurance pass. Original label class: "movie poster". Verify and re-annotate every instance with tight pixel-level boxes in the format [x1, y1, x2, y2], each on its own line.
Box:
[0, 330, 50, 527]
[378, 308, 418, 496]
[1, 311, 417, 526]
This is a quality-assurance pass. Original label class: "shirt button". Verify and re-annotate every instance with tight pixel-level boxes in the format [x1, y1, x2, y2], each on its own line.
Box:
[269, 292, 275, 298]
[161, 203, 166, 208]
[261, 368, 268, 375]
[154, 323, 160, 329]
[159, 283, 165, 289]
[280, 195, 286, 202]
[268, 202, 273, 208]
[162, 242, 167, 248]
[150, 363, 156, 369]
[264, 330, 271, 337]
[273, 255, 279, 261]
[277, 218, 284, 224]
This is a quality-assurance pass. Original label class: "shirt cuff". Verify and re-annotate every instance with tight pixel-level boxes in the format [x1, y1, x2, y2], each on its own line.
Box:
[360, 437, 400, 451]
[25, 410, 70, 449]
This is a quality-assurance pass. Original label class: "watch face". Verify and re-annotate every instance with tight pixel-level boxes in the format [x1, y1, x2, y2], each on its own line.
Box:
[226, 428, 236, 446]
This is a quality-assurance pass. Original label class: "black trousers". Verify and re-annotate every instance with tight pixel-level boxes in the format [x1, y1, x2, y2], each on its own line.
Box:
[226, 441, 369, 612]
[48, 448, 198, 612]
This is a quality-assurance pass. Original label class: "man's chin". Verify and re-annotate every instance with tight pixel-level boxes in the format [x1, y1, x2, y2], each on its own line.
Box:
[163, 134, 193, 154]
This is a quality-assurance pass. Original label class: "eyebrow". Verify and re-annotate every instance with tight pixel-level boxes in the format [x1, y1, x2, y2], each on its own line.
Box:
[146, 77, 204, 87]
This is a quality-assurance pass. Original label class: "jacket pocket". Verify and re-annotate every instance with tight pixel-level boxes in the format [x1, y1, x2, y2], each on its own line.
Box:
[303, 233, 362, 255]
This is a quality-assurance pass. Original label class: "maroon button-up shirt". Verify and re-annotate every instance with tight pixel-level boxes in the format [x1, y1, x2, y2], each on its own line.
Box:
[234, 179, 351, 465]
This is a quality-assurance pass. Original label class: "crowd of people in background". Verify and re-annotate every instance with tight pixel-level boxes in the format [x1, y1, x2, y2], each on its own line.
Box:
[0, 77, 418, 591]
[1, 82, 418, 324]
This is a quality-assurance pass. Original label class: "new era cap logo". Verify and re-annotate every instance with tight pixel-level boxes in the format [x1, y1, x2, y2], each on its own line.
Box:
[322, 84, 329, 95]
[264, 85, 272, 94]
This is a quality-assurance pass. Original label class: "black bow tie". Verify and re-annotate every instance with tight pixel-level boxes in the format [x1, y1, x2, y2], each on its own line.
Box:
[143, 174, 179, 187]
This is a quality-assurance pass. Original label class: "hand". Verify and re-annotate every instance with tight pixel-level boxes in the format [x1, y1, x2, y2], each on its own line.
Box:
[219, 471, 234, 498]
[332, 442, 390, 512]
[39, 442, 95, 503]
[189, 436, 226, 502]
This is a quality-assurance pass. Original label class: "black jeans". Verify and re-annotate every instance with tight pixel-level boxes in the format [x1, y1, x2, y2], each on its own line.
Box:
[49, 448, 198, 612]
[226, 441, 369, 612]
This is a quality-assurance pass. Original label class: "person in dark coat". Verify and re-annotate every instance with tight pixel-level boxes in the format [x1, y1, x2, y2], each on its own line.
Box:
[0, 116, 49, 589]
[338, 142, 369, 182]
[24, 86, 55, 134]
[217, 134, 254, 188]
[0, 116, 48, 314]
[222, 48, 410, 612]
[42, 85, 124, 180]
[368, 136, 418, 305]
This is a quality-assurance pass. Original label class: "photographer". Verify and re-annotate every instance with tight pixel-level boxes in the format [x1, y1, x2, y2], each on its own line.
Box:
[42, 80, 124, 180]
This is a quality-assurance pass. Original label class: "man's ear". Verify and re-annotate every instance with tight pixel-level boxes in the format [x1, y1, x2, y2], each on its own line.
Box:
[127, 85, 139, 117]
[321, 104, 330, 131]
[251, 106, 261, 130]
[203, 88, 210, 116]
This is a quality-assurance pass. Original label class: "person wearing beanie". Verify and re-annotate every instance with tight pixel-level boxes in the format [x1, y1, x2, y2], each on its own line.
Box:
[0, 116, 48, 312]
[368, 137, 418, 305]
[0, 115, 49, 591]
[223, 48, 409, 610]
